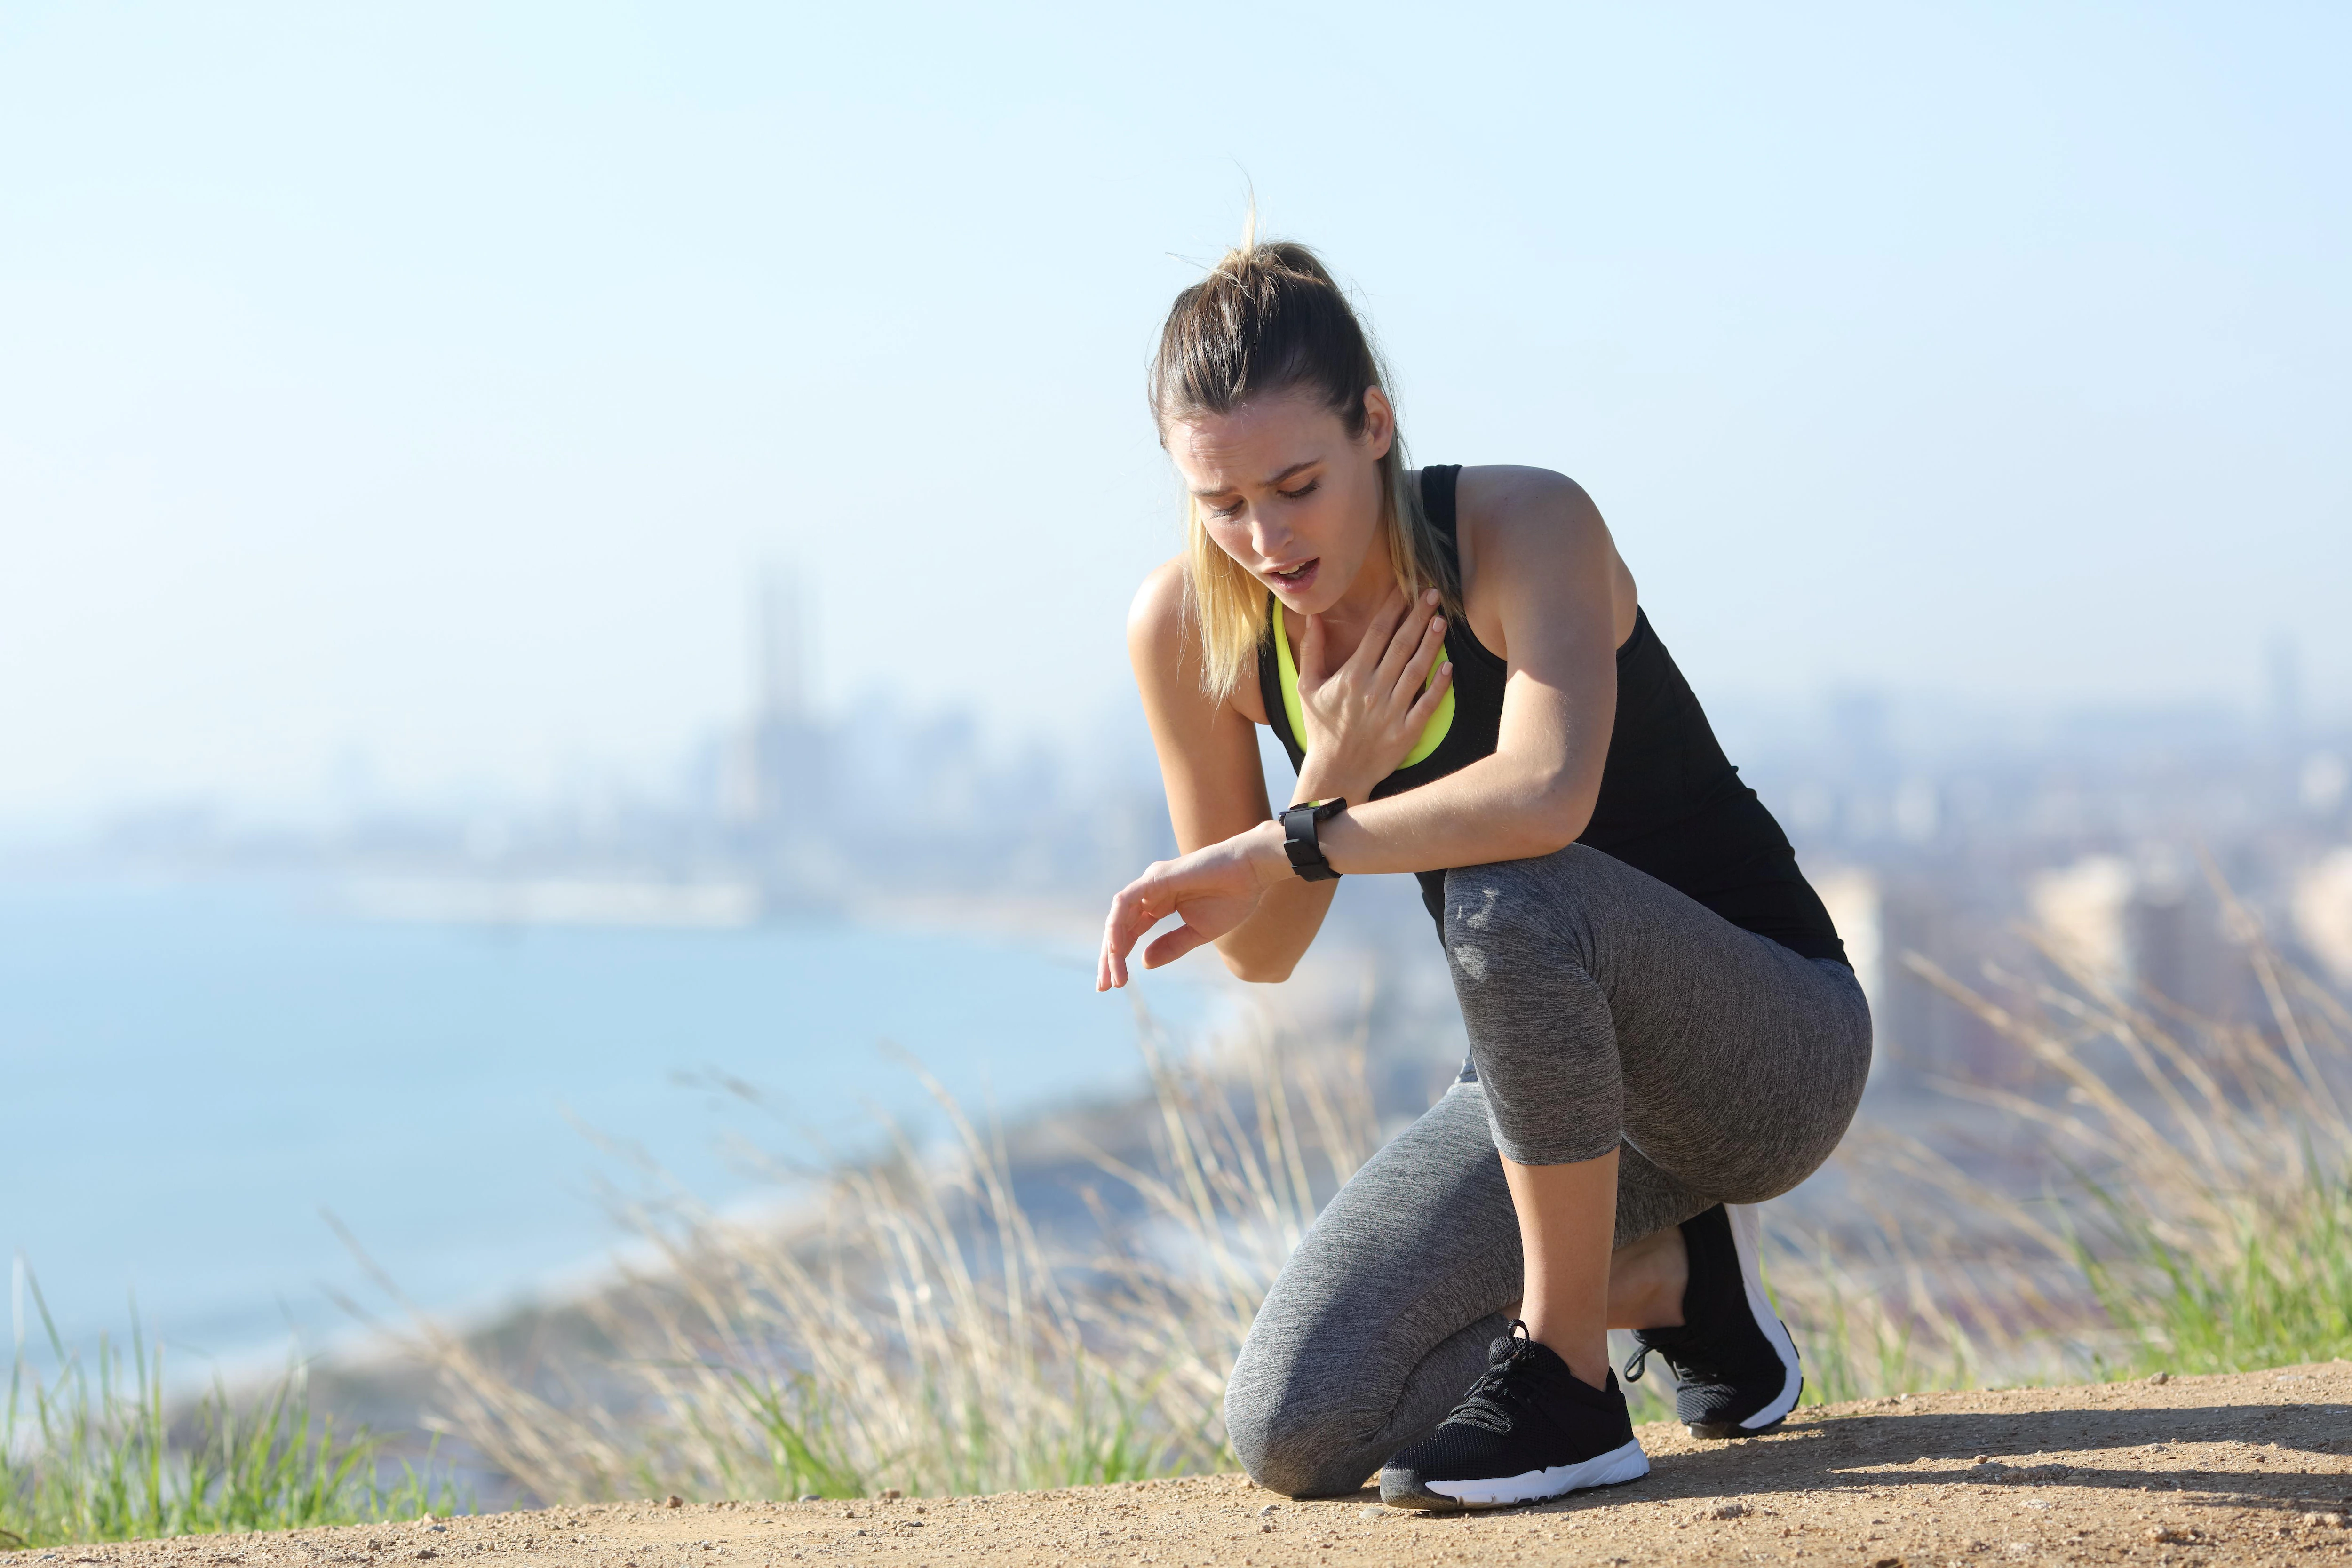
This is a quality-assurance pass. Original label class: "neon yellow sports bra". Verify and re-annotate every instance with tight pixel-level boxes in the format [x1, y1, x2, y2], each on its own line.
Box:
[1270, 598, 1456, 772]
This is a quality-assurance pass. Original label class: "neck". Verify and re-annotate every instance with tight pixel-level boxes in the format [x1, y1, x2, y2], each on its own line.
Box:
[1288, 544, 1396, 662]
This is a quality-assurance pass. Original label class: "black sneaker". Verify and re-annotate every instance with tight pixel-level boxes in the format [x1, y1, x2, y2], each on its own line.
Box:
[1623, 1202, 1804, 1438]
[1378, 1322, 1649, 1511]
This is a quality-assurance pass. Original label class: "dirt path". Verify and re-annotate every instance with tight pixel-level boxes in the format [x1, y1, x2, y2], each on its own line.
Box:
[18, 1363, 2352, 1567]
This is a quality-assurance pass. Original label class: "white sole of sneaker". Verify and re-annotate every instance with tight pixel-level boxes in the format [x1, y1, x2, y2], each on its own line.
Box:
[1725, 1202, 1803, 1431]
[1421, 1438, 1651, 1507]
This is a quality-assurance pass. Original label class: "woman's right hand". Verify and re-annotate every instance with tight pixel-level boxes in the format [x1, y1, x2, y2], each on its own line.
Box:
[1294, 588, 1454, 797]
[1097, 820, 1292, 989]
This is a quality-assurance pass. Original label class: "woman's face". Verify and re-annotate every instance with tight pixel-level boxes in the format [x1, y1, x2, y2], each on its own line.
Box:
[1165, 385, 1394, 618]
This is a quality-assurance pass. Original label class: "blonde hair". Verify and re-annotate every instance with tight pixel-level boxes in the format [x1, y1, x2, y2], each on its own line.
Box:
[1148, 239, 1460, 702]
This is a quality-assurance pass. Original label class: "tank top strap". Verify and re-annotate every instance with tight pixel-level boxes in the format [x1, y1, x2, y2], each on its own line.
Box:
[1418, 463, 1464, 550]
[1413, 464, 1502, 674]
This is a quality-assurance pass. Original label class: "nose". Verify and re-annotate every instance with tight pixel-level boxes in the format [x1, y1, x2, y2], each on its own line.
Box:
[1247, 512, 1292, 563]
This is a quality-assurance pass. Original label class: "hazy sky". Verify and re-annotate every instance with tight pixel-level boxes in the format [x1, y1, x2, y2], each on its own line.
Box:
[2, 1, 2345, 816]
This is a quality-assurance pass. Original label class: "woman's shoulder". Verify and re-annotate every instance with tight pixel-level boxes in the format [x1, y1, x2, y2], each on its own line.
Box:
[1126, 558, 1271, 724]
[1454, 465, 1601, 527]
[1450, 467, 1614, 582]
[1449, 466, 1638, 649]
[1127, 557, 1190, 644]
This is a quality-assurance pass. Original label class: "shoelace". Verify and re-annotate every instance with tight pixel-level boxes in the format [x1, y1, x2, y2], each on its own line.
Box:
[1622, 1333, 1727, 1388]
[1443, 1320, 1542, 1433]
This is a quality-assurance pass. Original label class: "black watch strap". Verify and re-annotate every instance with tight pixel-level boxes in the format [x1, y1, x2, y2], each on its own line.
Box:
[1280, 798, 1348, 883]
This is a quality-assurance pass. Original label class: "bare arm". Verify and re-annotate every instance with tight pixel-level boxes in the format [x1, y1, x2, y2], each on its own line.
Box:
[1124, 563, 1340, 982]
[1102, 471, 1630, 987]
[1312, 469, 1625, 875]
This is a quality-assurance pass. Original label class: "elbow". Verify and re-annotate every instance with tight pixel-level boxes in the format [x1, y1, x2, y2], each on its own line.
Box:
[1512, 780, 1596, 860]
[1510, 829, 1584, 864]
[1222, 953, 1298, 985]
[1516, 828, 1583, 862]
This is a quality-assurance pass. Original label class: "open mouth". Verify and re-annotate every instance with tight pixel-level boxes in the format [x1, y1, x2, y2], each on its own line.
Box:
[1268, 558, 1319, 588]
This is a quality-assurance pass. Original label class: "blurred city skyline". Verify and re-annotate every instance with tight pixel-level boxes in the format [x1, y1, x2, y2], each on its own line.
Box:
[3, 2, 2348, 823]
[15, 556, 2330, 829]
[53, 563, 2352, 1102]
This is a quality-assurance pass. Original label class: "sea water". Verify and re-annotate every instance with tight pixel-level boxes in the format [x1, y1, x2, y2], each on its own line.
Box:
[0, 876, 1206, 1371]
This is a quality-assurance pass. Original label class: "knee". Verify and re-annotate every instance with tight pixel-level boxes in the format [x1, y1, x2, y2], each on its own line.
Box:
[1224, 1356, 1379, 1499]
[1442, 846, 1605, 981]
[1224, 1408, 1374, 1499]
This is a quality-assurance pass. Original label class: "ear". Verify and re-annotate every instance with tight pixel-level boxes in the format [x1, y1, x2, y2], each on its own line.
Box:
[1359, 386, 1397, 461]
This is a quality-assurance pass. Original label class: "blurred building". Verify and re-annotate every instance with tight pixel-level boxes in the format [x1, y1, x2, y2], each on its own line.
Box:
[1732, 676, 2352, 1091]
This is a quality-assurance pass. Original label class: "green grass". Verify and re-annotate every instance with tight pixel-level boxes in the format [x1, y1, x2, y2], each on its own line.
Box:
[705, 1349, 1179, 1500]
[3, 1271, 461, 1551]
[2074, 1162, 2352, 1378]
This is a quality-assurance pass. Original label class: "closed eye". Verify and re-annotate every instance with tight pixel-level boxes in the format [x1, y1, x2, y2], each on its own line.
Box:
[1203, 477, 1316, 517]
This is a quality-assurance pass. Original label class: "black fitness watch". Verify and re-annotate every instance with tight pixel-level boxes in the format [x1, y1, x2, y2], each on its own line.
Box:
[1280, 798, 1348, 883]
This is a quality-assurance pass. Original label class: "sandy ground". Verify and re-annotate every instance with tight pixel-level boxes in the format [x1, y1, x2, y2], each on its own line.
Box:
[18, 1363, 2352, 1568]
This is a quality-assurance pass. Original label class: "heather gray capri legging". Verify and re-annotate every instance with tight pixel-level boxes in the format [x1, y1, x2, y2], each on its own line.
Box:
[1224, 844, 1873, 1498]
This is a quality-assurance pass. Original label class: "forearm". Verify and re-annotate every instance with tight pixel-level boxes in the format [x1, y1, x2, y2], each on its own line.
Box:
[1199, 759, 1580, 983]
[1313, 752, 1592, 876]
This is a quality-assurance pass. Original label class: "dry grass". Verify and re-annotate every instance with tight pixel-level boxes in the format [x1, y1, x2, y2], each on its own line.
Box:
[1760, 871, 2352, 1400]
[375, 878, 2352, 1501]
[373, 1021, 1379, 1503]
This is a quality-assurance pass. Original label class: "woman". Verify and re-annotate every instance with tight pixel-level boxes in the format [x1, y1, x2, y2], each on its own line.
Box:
[1097, 240, 1870, 1511]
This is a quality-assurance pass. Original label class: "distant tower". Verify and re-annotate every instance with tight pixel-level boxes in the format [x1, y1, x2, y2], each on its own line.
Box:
[742, 565, 825, 842]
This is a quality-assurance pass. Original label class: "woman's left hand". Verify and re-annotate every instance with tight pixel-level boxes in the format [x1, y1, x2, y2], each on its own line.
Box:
[1294, 589, 1453, 796]
[1097, 822, 1290, 989]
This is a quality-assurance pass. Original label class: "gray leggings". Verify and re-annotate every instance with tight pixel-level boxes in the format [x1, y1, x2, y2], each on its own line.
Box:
[1224, 844, 1872, 1497]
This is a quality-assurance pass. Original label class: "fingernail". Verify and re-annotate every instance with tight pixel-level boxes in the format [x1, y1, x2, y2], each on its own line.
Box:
[1424, 589, 1439, 605]
[1432, 615, 1445, 630]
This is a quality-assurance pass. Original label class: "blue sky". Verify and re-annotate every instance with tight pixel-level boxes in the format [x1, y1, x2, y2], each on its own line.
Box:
[1, 1, 2344, 813]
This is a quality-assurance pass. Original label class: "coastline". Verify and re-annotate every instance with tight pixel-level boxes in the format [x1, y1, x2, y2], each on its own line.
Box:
[0, 877, 1241, 1390]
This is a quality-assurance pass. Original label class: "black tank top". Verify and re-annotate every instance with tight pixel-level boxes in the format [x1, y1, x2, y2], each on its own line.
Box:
[1256, 464, 1849, 968]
